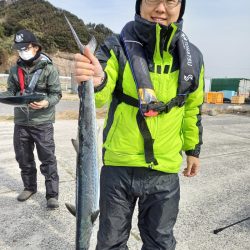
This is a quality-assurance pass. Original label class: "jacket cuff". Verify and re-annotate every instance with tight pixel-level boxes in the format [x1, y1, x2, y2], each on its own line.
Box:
[185, 147, 200, 158]
[94, 72, 107, 93]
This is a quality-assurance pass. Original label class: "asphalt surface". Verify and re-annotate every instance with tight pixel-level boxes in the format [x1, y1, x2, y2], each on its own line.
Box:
[0, 104, 249, 249]
[0, 100, 80, 117]
[1, 101, 250, 118]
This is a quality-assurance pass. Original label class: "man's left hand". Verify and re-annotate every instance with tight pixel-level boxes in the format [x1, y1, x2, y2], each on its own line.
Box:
[182, 156, 200, 177]
[29, 100, 49, 109]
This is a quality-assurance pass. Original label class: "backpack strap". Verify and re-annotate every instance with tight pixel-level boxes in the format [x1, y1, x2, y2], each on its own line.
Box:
[25, 69, 43, 94]
[116, 90, 186, 114]
[17, 67, 43, 95]
[115, 90, 186, 165]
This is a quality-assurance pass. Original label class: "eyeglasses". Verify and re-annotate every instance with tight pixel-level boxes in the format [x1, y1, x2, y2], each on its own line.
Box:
[145, 0, 181, 9]
[17, 45, 33, 52]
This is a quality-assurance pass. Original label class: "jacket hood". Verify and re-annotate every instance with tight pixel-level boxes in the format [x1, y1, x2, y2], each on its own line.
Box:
[135, 0, 186, 21]
[131, 14, 183, 60]
[17, 52, 52, 70]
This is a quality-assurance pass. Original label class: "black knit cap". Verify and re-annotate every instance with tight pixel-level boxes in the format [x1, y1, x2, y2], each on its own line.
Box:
[135, 0, 186, 21]
[13, 29, 42, 51]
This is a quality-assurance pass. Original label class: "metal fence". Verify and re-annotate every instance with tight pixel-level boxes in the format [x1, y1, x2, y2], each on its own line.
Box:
[0, 73, 78, 93]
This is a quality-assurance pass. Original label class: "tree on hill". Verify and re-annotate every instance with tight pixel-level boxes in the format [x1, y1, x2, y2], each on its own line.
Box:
[0, 0, 113, 60]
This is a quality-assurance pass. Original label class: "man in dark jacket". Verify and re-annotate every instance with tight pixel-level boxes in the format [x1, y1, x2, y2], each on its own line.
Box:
[74, 0, 204, 248]
[2, 29, 62, 209]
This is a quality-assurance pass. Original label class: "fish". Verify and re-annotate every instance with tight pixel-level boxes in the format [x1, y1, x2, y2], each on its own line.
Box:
[0, 93, 46, 106]
[64, 16, 100, 250]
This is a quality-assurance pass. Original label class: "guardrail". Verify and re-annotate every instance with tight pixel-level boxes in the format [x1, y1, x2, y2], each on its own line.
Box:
[0, 74, 78, 93]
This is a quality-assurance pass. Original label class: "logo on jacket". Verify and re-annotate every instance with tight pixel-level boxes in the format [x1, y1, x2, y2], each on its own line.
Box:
[181, 33, 193, 67]
[15, 34, 24, 43]
[184, 74, 193, 82]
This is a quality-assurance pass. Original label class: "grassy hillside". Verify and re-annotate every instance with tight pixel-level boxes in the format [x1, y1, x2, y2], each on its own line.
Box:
[0, 0, 113, 72]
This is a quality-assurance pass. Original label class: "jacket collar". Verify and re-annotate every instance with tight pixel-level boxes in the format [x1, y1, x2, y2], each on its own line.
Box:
[17, 52, 52, 71]
[133, 14, 183, 60]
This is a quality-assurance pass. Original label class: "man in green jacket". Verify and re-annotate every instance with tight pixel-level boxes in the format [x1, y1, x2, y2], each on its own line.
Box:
[74, 0, 204, 248]
[1, 29, 62, 209]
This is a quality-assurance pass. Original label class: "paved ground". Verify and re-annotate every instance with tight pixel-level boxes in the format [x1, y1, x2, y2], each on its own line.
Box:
[0, 106, 249, 249]
[0, 100, 79, 117]
[1, 100, 250, 119]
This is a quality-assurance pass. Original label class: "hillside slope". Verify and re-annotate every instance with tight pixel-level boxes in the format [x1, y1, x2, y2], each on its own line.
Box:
[0, 0, 113, 74]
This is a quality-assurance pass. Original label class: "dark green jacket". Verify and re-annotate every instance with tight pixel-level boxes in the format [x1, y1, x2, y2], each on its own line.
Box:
[95, 17, 204, 173]
[6, 53, 62, 125]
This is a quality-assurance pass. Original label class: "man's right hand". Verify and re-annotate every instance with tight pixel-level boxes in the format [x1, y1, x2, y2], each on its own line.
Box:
[74, 47, 104, 87]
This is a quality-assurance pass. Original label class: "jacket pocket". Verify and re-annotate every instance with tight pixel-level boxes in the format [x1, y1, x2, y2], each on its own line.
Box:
[105, 106, 143, 154]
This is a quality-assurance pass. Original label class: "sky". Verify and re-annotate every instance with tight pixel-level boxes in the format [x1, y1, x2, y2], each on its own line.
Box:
[47, 0, 250, 79]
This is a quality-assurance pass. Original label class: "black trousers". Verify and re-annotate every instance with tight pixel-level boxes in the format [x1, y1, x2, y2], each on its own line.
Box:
[14, 123, 59, 200]
[96, 166, 180, 250]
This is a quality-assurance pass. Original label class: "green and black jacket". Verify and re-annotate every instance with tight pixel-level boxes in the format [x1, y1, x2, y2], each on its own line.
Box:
[95, 16, 204, 173]
[6, 53, 62, 126]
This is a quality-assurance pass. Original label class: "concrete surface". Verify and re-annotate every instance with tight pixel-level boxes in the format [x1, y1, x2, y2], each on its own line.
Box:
[1, 101, 250, 118]
[0, 111, 250, 249]
[0, 100, 80, 117]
